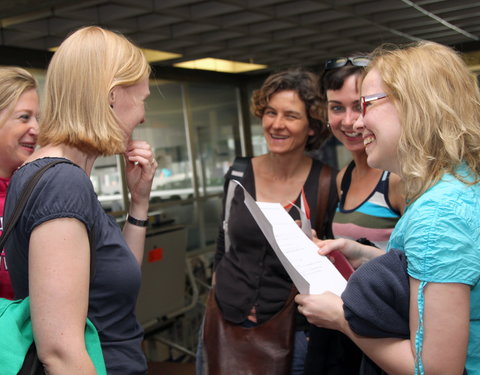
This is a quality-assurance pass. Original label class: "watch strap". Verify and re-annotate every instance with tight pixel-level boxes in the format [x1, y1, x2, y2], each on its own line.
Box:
[126, 214, 149, 227]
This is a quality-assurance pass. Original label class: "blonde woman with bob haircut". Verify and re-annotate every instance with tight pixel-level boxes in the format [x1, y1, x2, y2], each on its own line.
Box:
[4, 26, 157, 375]
[295, 41, 480, 375]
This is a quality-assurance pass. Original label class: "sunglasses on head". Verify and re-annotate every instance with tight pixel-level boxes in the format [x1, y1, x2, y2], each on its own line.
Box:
[324, 56, 370, 70]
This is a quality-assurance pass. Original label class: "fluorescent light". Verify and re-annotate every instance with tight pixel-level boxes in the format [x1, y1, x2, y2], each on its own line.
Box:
[48, 47, 181, 63]
[469, 64, 480, 73]
[142, 48, 181, 63]
[174, 57, 267, 73]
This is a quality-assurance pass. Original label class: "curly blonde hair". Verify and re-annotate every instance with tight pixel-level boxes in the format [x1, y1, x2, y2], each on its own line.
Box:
[366, 41, 480, 202]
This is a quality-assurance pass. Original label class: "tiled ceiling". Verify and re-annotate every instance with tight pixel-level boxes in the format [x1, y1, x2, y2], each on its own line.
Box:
[1, 0, 480, 74]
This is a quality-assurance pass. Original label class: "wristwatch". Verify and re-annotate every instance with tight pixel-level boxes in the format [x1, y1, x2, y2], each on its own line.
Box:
[126, 214, 149, 227]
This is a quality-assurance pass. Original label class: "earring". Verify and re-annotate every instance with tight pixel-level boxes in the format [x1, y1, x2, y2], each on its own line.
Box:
[326, 122, 331, 129]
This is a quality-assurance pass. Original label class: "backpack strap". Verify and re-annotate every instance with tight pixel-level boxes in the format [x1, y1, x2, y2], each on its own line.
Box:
[0, 160, 96, 280]
[223, 157, 250, 254]
[314, 163, 336, 239]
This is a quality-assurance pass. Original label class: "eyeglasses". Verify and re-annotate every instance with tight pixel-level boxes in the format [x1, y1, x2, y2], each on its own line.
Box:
[324, 56, 370, 70]
[360, 93, 388, 117]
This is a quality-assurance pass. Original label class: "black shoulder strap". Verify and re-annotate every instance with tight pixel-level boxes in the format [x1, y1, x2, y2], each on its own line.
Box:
[227, 156, 250, 182]
[340, 160, 355, 200]
[0, 160, 96, 281]
[315, 163, 337, 239]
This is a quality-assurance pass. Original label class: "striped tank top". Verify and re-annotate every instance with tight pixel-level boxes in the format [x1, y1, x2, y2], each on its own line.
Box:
[332, 161, 401, 250]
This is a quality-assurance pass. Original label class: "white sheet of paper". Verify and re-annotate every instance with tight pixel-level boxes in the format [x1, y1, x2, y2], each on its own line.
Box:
[234, 180, 347, 296]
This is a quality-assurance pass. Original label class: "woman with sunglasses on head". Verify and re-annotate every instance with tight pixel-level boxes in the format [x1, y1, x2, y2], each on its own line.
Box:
[0, 67, 39, 300]
[303, 56, 404, 375]
[296, 42, 480, 375]
[322, 56, 403, 249]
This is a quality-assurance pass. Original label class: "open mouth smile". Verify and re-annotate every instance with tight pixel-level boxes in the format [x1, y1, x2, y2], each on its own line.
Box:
[270, 134, 289, 140]
[363, 135, 375, 146]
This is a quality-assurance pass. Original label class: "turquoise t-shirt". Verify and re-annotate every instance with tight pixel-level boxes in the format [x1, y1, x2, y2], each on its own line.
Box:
[388, 166, 480, 375]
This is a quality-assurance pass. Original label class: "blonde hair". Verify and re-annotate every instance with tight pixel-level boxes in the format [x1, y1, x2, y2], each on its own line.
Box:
[39, 26, 151, 155]
[0, 66, 37, 127]
[367, 41, 480, 202]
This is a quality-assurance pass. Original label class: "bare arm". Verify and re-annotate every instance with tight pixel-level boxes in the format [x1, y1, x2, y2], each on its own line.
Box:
[295, 278, 470, 375]
[122, 140, 157, 264]
[315, 237, 385, 269]
[29, 218, 96, 375]
[409, 278, 469, 374]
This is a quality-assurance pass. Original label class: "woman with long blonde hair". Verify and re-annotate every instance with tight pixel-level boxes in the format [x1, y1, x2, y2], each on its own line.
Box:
[296, 41, 480, 375]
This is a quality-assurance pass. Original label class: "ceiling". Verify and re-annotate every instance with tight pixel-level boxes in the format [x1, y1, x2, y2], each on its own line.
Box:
[1, 0, 480, 74]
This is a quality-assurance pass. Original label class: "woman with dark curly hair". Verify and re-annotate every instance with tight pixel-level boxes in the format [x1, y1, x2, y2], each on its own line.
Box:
[199, 68, 336, 375]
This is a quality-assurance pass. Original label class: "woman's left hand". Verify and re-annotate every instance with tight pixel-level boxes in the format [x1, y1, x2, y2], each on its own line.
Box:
[124, 140, 157, 207]
[295, 292, 346, 332]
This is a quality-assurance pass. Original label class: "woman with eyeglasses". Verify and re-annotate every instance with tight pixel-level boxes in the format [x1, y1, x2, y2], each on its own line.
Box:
[296, 41, 480, 375]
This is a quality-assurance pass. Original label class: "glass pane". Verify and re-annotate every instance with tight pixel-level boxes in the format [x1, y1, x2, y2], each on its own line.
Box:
[188, 82, 240, 195]
[251, 117, 267, 157]
[202, 196, 223, 247]
[92, 155, 125, 212]
[246, 78, 267, 156]
[135, 80, 193, 202]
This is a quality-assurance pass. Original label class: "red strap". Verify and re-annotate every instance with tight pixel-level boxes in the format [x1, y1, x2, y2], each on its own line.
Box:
[283, 188, 310, 220]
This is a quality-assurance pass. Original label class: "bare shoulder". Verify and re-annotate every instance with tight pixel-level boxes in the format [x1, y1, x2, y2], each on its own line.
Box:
[251, 154, 266, 175]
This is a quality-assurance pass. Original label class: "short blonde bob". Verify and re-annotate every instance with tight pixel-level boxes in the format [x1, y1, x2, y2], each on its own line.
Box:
[366, 41, 480, 202]
[0, 66, 37, 127]
[39, 26, 151, 155]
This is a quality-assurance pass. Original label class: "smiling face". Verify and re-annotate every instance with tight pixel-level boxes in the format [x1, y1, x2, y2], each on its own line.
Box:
[326, 74, 363, 154]
[354, 68, 402, 174]
[262, 90, 314, 155]
[110, 76, 150, 142]
[0, 88, 39, 177]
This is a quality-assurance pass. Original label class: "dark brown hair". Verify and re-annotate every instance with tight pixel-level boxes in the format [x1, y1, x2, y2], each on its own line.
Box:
[251, 68, 328, 151]
[319, 64, 365, 123]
